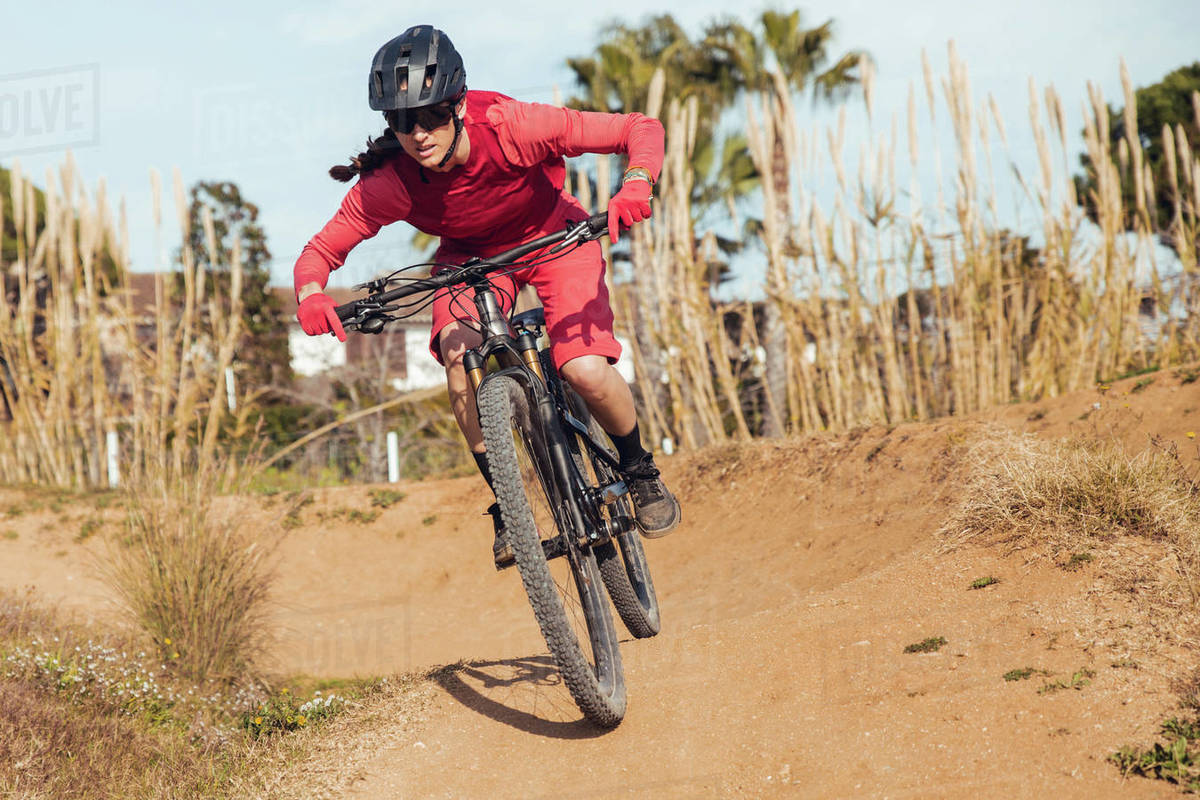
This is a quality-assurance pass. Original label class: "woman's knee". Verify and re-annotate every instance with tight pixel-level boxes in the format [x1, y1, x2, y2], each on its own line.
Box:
[439, 323, 481, 369]
[560, 355, 611, 399]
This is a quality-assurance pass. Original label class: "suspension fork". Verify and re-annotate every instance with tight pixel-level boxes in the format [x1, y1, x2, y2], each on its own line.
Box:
[463, 279, 600, 548]
[533, 389, 606, 548]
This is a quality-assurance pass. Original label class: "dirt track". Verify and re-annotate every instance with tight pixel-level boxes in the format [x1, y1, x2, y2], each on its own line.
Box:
[5, 371, 1200, 798]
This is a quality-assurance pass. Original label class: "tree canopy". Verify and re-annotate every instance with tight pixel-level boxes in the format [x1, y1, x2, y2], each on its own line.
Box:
[179, 180, 290, 385]
[1073, 62, 1200, 252]
[564, 10, 865, 259]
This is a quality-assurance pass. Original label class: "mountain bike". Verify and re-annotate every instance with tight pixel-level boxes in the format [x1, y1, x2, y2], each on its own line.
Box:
[334, 212, 660, 727]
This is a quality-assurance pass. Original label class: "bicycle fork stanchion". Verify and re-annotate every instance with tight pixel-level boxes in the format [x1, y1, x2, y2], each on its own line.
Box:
[516, 330, 545, 381]
[463, 350, 484, 393]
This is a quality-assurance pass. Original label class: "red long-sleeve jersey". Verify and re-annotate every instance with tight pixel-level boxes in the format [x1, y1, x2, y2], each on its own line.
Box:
[293, 90, 665, 296]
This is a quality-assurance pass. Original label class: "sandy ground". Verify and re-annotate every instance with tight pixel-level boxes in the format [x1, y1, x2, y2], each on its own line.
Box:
[4, 367, 1200, 798]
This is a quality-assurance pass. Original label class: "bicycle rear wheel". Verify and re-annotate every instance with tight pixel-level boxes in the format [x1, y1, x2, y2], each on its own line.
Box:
[563, 389, 661, 639]
[477, 375, 626, 727]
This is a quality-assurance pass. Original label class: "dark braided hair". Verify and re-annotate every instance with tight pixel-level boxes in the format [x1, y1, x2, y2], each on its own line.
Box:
[329, 124, 403, 182]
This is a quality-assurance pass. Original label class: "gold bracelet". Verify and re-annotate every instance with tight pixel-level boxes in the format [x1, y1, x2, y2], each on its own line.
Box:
[622, 166, 654, 186]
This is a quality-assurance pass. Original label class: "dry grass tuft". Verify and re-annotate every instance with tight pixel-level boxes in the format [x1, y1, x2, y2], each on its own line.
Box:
[942, 428, 1200, 624]
[104, 471, 278, 684]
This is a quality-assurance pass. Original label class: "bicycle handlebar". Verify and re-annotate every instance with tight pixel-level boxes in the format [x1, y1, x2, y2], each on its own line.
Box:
[333, 211, 610, 324]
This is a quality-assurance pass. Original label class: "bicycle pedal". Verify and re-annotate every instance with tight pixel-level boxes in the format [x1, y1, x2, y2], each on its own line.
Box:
[495, 534, 568, 569]
[594, 480, 629, 505]
[494, 544, 516, 571]
[541, 536, 568, 560]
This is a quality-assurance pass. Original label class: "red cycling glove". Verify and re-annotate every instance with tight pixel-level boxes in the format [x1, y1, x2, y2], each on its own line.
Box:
[607, 179, 653, 244]
[297, 292, 347, 342]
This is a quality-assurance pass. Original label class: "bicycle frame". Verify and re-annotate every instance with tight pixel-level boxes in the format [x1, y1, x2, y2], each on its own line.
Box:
[334, 211, 630, 554]
[465, 281, 627, 552]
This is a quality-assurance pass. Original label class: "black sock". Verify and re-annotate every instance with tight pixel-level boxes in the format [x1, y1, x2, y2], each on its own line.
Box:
[609, 422, 650, 470]
[472, 451, 495, 493]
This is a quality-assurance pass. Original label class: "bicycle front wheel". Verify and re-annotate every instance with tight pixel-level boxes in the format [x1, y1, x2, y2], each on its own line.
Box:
[477, 375, 627, 727]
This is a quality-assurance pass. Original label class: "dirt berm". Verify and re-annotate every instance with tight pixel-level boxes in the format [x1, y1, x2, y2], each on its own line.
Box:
[5, 370, 1199, 798]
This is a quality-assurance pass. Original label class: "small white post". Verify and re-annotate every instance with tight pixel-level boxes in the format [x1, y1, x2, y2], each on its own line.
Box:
[661, 437, 675, 456]
[387, 431, 400, 483]
[225, 366, 237, 412]
[106, 430, 120, 488]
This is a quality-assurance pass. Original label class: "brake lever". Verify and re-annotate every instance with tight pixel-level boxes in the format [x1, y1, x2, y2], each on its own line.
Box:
[341, 297, 398, 329]
[548, 218, 597, 254]
[353, 277, 388, 293]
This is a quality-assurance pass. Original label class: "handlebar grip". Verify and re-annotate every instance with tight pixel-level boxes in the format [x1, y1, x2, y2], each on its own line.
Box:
[334, 301, 356, 322]
[588, 211, 609, 237]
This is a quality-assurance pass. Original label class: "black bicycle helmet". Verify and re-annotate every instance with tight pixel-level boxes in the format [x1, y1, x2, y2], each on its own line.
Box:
[369, 25, 466, 112]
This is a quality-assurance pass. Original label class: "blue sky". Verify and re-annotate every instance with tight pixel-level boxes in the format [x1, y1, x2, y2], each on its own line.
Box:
[2, 0, 1198, 291]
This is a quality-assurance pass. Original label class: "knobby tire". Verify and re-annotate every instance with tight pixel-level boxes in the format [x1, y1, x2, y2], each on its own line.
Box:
[477, 375, 626, 727]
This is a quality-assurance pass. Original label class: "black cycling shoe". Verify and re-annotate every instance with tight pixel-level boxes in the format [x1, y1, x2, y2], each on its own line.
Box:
[622, 454, 681, 538]
[487, 502, 515, 570]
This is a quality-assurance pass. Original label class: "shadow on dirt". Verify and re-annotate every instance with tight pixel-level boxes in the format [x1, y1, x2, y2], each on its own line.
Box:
[431, 656, 610, 739]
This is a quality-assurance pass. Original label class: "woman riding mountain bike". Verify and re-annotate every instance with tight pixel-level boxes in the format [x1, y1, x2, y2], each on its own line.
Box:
[293, 24, 681, 567]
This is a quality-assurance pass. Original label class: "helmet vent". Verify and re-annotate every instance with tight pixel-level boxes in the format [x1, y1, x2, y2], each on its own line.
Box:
[421, 65, 436, 101]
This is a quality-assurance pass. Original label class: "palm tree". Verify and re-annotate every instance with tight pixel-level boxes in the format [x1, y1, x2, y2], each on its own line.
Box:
[566, 11, 866, 437]
[700, 11, 867, 437]
[566, 14, 755, 226]
[566, 16, 699, 116]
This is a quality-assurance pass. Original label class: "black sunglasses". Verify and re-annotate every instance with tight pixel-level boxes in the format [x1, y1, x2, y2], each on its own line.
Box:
[387, 103, 455, 135]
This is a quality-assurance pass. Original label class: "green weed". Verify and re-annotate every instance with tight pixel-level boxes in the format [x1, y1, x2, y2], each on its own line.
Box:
[312, 507, 378, 525]
[1132, 376, 1156, 393]
[1111, 365, 1159, 381]
[1175, 367, 1200, 385]
[903, 636, 947, 654]
[241, 686, 343, 740]
[1110, 735, 1200, 791]
[1064, 551, 1094, 571]
[281, 492, 314, 530]
[422, 515, 438, 527]
[369, 488, 407, 508]
[1003, 666, 1050, 682]
[1110, 671, 1200, 789]
[1038, 667, 1095, 694]
[1164, 718, 1200, 740]
[969, 576, 1000, 590]
[75, 518, 102, 543]
[91, 491, 119, 510]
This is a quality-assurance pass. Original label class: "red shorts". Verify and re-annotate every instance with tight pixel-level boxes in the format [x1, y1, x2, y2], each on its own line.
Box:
[428, 237, 622, 372]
